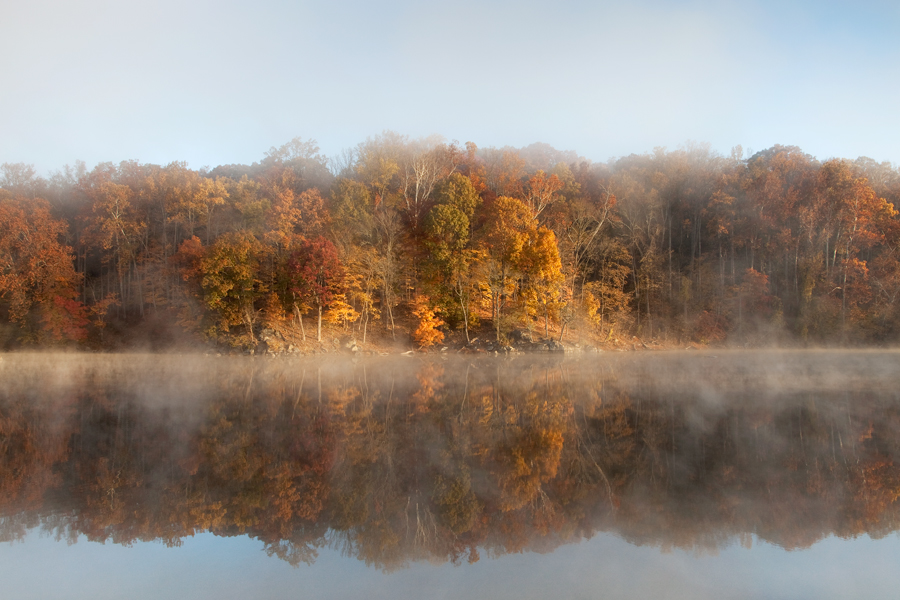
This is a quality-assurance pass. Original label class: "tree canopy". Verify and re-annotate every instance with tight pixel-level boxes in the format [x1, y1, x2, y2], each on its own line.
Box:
[2, 135, 900, 348]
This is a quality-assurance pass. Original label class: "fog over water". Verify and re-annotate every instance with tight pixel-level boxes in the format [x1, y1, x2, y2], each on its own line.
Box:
[2, 351, 900, 598]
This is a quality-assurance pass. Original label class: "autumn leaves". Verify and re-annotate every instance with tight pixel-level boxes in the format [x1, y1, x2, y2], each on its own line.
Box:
[2, 138, 900, 348]
[0, 195, 87, 343]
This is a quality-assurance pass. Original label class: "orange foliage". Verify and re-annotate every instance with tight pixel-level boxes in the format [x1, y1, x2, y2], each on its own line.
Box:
[412, 295, 445, 348]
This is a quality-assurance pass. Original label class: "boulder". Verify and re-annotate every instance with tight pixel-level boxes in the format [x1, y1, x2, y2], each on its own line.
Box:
[508, 329, 533, 344]
[544, 340, 565, 353]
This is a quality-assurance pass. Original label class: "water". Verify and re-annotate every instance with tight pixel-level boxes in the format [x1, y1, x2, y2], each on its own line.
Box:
[2, 351, 900, 598]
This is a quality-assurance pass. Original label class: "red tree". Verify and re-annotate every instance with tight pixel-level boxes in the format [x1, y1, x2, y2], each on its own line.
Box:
[285, 238, 344, 342]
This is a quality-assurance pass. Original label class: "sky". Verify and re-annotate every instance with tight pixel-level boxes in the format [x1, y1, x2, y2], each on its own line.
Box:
[2, 0, 899, 175]
[2, 530, 898, 599]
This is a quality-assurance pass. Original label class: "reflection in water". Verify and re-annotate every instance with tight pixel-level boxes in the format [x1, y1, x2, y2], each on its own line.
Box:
[2, 351, 900, 570]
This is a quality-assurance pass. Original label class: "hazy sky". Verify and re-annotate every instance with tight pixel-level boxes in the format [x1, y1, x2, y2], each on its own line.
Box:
[2, 0, 899, 174]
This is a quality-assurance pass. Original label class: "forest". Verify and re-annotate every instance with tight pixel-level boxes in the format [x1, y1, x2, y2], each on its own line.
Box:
[2, 135, 900, 350]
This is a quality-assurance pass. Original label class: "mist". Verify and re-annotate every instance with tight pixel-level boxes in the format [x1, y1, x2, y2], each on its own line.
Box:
[3, 351, 900, 563]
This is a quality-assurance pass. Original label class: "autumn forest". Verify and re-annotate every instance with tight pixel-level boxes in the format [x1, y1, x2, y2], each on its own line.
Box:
[2, 135, 900, 349]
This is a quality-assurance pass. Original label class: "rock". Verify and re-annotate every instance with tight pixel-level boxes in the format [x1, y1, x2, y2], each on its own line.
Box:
[545, 340, 565, 353]
[508, 329, 533, 344]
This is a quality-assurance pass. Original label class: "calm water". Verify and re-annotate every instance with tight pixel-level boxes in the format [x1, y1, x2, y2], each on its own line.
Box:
[2, 351, 900, 598]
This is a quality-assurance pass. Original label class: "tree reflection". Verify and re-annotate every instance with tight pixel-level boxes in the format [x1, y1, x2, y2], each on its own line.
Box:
[2, 352, 900, 568]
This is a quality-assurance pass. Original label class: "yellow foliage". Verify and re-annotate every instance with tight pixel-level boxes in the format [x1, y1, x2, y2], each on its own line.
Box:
[324, 293, 359, 327]
[583, 290, 602, 328]
[412, 295, 445, 348]
[261, 292, 289, 330]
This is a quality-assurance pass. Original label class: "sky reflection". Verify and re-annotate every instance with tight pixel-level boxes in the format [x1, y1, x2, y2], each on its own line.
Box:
[1, 529, 897, 600]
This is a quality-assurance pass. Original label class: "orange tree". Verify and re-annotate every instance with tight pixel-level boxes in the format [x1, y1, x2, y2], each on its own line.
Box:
[0, 192, 87, 343]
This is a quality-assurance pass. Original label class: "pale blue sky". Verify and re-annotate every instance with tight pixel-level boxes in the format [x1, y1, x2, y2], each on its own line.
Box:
[2, 530, 898, 599]
[2, 0, 898, 174]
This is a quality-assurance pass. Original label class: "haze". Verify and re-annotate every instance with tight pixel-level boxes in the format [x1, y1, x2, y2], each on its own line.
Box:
[3, 0, 899, 173]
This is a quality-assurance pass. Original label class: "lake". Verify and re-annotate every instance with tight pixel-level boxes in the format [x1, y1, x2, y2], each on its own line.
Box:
[2, 351, 900, 598]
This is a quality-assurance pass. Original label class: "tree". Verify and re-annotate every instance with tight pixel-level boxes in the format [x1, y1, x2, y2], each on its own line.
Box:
[161, 163, 227, 246]
[200, 231, 264, 341]
[523, 170, 563, 221]
[475, 196, 534, 341]
[481, 148, 526, 199]
[424, 203, 477, 342]
[432, 173, 481, 225]
[582, 239, 632, 341]
[742, 146, 818, 335]
[0, 163, 43, 198]
[396, 136, 461, 231]
[422, 174, 483, 341]
[171, 236, 207, 331]
[330, 177, 402, 339]
[261, 136, 334, 194]
[612, 160, 666, 338]
[285, 238, 344, 342]
[521, 227, 565, 339]
[0, 192, 87, 343]
[558, 183, 617, 297]
[412, 295, 445, 349]
[81, 172, 147, 317]
[813, 161, 895, 335]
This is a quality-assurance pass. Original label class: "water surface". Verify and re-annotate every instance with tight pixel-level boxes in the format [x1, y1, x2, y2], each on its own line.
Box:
[2, 351, 900, 598]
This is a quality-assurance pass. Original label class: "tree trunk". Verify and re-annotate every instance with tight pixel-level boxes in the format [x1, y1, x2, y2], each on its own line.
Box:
[494, 292, 502, 342]
[388, 302, 396, 340]
[293, 303, 306, 342]
[245, 307, 256, 342]
[544, 304, 549, 338]
[317, 304, 323, 342]
[457, 285, 471, 344]
[362, 307, 369, 344]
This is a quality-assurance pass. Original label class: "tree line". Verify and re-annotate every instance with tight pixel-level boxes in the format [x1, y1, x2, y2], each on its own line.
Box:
[2, 135, 899, 347]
